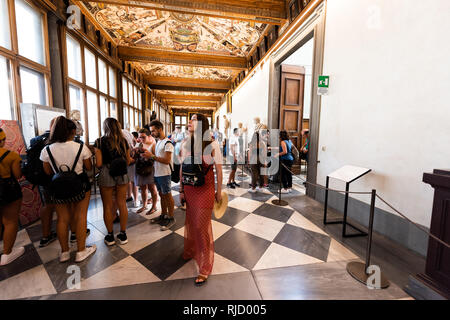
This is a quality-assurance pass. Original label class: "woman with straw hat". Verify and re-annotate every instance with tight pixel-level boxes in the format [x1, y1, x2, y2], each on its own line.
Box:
[179, 113, 224, 286]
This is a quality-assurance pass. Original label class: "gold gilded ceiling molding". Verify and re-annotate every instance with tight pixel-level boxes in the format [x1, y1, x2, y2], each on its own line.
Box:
[166, 101, 218, 108]
[159, 94, 222, 102]
[81, 0, 287, 25]
[118, 46, 247, 70]
[74, 0, 116, 44]
[146, 76, 231, 90]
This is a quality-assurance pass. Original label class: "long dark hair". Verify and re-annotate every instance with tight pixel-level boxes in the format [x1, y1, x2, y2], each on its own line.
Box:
[280, 130, 290, 142]
[47, 116, 77, 144]
[103, 118, 127, 156]
[188, 113, 212, 157]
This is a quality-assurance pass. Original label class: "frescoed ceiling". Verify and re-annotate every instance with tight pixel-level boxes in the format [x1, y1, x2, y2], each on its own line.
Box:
[79, 1, 287, 111]
[132, 63, 235, 81]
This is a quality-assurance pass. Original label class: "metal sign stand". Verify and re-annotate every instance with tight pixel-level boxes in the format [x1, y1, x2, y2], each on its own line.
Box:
[323, 165, 372, 237]
[346, 190, 390, 289]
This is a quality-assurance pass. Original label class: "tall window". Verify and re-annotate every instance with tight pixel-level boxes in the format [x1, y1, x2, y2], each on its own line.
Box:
[0, 0, 50, 120]
[122, 76, 143, 132]
[174, 115, 187, 132]
[66, 33, 118, 143]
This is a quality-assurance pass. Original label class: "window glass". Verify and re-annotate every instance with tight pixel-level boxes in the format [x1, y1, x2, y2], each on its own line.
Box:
[15, 0, 45, 65]
[134, 110, 138, 129]
[20, 66, 46, 105]
[130, 109, 135, 132]
[99, 96, 108, 133]
[0, 56, 14, 120]
[66, 34, 82, 82]
[69, 85, 85, 135]
[0, 0, 11, 50]
[98, 59, 107, 94]
[122, 77, 127, 103]
[110, 101, 117, 119]
[175, 116, 181, 124]
[137, 90, 141, 109]
[87, 90, 99, 143]
[128, 81, 133, 105]
[109, 68, 116, 98]
[123, 106, 129, 130]
[84, 48, 96, 88]
[181, 116, 187, 125]
[133, 86, 138, 109]
[138, 112, 142, 128]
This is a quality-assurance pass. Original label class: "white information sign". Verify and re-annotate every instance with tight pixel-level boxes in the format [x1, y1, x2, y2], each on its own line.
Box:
[328, 165, 371, 183]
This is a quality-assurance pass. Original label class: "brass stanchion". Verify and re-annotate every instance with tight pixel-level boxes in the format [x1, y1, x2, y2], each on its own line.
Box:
[346, 189, 390, 289]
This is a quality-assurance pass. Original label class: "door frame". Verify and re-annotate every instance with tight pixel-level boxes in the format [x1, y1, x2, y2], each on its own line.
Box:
[267, 1, 327, 197]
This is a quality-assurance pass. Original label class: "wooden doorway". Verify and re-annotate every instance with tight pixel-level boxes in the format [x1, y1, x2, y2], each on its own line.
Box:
[279, 64, 305, 174]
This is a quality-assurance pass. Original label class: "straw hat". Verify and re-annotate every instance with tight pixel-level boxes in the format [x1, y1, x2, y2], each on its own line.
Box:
[213, 191, 229, 219]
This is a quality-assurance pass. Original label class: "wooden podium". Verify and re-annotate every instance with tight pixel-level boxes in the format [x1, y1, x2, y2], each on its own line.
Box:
[410, 169, 450, 299]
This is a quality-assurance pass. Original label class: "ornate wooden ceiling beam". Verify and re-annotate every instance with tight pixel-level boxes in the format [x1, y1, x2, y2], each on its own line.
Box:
[165, 101, 218, 108]
[146, 75, 231, 91]
[119, 46, 247, 71]
[81, 0, 287, 25]
[159, 94, 222, 102]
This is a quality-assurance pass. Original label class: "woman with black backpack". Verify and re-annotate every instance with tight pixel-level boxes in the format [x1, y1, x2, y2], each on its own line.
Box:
[0, 128, 25, 266]
[94, 118, 132, 246]
[40, 116, 95, 263]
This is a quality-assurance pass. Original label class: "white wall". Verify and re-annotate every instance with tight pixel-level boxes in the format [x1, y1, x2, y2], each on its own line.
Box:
[216, 102, 227, 133]
[318, 0, 450, 227]
[282, 37, 314, 119]
[231, 61, 271, 135]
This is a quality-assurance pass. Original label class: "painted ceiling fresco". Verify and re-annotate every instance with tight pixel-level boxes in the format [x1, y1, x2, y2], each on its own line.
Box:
[85, 3, 266, 57]
[133, 63, 233, 80]
[154, 90, 223, 97]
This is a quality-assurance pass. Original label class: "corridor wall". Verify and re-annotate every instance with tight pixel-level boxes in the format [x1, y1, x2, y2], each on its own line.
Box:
[317, 0, 450, 255]
[230, 62, 270, 134]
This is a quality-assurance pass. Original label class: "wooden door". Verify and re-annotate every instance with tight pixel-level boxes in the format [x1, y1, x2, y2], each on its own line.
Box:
[279, 64, 305, 173]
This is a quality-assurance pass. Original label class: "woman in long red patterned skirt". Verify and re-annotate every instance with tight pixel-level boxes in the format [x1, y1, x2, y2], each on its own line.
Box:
[179, 114, 223, 286]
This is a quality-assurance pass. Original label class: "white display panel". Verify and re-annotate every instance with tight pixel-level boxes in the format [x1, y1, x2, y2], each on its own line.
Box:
[327, 165, 371, 183]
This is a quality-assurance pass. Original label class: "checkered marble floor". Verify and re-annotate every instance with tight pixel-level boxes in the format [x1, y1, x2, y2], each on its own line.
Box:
[0, 166, 411, 300]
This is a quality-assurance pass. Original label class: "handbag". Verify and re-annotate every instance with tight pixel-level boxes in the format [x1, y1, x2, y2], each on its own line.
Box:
[181, 155, 211, 187]
[136, 157, 154, 176]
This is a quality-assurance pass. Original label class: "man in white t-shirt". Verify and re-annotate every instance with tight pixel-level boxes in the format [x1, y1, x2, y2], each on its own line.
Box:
[227, 128, 240, 189]
[144, 120, 175, 231]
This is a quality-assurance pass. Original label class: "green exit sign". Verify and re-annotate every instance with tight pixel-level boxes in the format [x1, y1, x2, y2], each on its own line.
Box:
[318, 76, 330, 88]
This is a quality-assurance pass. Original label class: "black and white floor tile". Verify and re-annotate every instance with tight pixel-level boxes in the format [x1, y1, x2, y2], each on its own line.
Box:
[0, 166, 411, 300]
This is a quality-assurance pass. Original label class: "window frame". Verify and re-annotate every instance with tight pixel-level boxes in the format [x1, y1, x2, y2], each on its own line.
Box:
[0, 0, 51, 122]
[64, 30, 119, 144]
[122, 74, 144, 132]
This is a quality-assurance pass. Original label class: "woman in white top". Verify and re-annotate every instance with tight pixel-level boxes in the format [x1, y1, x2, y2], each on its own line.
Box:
[40, 116, 96, 263]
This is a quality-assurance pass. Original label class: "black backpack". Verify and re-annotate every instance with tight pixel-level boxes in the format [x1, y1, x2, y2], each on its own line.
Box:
[164, 140, 180, 183]
[98, 138, 128, 177]
[46, 142, 86, 203]
[22, 134, 52, 187]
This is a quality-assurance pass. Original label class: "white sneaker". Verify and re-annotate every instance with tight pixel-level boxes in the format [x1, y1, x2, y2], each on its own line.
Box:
[248, 188, 256, 193]
[133, 200, 140, 208]
[75, 245, 97, 263]
[255, 187, 261, 192]
[60, 251, 70, 263]
[0, 246, 25, 266]
[281, 188, 289, 194]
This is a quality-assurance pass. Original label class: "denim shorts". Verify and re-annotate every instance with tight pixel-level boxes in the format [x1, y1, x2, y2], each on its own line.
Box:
[154, 175, 172, 195]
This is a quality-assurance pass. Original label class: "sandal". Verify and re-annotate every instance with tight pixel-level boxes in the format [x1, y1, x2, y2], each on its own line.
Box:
[146, 207, 158, 216]
[136, 207, 148, 214]
[194, 275, 208, 287]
